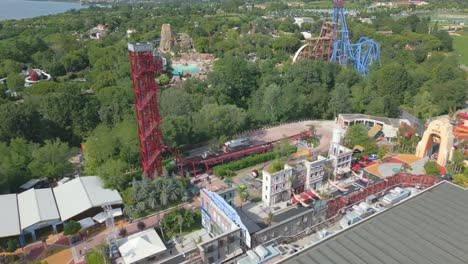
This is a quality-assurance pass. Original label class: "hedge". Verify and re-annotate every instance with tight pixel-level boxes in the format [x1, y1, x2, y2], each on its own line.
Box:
[212, 145, 297, 177]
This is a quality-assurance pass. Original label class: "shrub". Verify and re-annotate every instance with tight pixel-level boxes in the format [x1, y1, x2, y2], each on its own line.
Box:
[118, 228, 127, 237]
[6, 239, 18, 252]
[424, 161, 440, 176]
[269, 160, 285, 173]
[64, 220, 81, 235]
[212, 146, 297, 177]
[137, 221, 146, 231]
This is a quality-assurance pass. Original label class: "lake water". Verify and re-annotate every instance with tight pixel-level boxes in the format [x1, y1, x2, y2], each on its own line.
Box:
[0, 0, 85, 21]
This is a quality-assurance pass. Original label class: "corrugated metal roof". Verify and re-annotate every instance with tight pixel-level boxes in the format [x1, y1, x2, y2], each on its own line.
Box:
[17, 188, 60, 229]
[280, 182, 468, 264]
[0, 194, 20, 237]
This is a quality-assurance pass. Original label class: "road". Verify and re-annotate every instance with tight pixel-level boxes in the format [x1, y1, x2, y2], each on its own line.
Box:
[187, 120, 341, 157]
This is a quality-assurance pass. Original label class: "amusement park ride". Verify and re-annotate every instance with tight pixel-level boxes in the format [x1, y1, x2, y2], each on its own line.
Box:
[293, 0, 380, 75]
[128, 43, 314, 179]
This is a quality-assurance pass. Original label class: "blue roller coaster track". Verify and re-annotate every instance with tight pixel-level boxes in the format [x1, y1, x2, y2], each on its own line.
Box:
[330, 0, 380, 75]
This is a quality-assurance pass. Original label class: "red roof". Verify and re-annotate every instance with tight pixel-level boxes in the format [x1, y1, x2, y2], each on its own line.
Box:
[362, 155, 369, 160]
[351, 164, 361, 171]
[301, 194, 309, 200]
[307, 191, 315, 197]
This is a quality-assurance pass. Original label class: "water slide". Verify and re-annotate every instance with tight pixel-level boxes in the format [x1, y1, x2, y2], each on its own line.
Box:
[328, 179, 349, 193]
[453, 113, 468, 139]
[352, 171, 369, 185]
[292, 192, 312, 207]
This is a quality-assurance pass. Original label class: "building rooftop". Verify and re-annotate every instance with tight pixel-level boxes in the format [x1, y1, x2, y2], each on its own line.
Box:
[279, 181, 468, 264]
[0, 194, 20, 237]
[339, 113, 404, 127]
[53, 176, 122, 221]
[118, 229, 166, 264]
[18, 188, 60, 230]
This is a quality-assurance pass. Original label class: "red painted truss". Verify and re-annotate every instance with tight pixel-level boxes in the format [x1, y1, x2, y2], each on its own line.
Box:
[128, 43, 164, 178]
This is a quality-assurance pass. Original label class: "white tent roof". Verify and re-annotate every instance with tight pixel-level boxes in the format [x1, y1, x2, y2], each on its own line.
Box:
[93, 208, 123, 224]
[53, 176, 122, 221]
[18, 188, 60, 230]
[78, 217, 95, 229]
[0, 194, 20, 237]
[118, 229, 166, 264]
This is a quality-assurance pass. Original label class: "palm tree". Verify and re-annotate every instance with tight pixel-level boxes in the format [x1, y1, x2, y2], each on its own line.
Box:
[160, 189, 169, 207]
[176, 214, 184, 234]
[238, 186, 249, 208]
[264, 211, 274, 226]
[323, 160, 334, 183]
[147, 192, 159, 209]
[287, 174, 296, 198]
[184, 210, 195, 229]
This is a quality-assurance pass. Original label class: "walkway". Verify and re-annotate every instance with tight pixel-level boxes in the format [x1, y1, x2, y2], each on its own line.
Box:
[71, 202, 194, 263]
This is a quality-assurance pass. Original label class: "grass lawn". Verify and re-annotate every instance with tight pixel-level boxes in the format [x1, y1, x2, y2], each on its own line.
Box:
[453, 34, 468, 66]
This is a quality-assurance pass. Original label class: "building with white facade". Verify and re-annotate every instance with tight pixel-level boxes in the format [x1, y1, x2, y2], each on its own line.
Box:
[262, 154, 332, 208]
[262, 164, 294, 208]
[337, 113, 411, 140]
[328, 128, 353, 178]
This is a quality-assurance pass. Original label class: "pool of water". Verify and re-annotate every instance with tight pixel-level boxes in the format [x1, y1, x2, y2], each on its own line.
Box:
[172, 64, 199, 76]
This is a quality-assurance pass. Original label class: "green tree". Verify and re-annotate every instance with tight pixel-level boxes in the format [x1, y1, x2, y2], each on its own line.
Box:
[64, 220, 81, 235]
[208, 55, 258, 107]
[193, 104, 246, 139]
[424, 161, 440, 176]
[264, 211, 274, 226]
[28, 139, 75, 180]
[6, 73, 23, 91]
[451, 150, 465, 174]
[6, 239, 18, 252]
[0, 138, 37, 193]
[328, 83, 352, 118]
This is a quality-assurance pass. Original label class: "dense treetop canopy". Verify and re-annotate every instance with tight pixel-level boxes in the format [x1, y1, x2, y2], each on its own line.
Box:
[0, 0, 465, 192]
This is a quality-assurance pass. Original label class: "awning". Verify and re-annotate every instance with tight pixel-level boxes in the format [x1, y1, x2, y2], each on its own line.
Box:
[368, 125, 382, 138]
[292, 198, 299, 204]
[78, 217, 95, 229]
[301, 194, 309, 200]
[92, 208, 123, 223]
[307, 191, 316, 198]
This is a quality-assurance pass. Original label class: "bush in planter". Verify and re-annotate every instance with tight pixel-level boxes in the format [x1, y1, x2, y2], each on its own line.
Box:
[64, 220, 81, 235]
[7, 239, 18, 252]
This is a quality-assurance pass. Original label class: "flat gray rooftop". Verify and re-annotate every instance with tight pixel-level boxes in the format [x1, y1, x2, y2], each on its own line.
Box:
[280, 181, 468, 264]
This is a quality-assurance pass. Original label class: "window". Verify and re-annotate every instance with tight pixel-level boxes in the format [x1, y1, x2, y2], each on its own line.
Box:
[207, 245, 214, 253]
[303, 217, 308, 223]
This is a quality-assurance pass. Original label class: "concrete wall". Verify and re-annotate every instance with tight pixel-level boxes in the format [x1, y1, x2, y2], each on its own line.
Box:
[198, 228, 242, 264]
[262, 167, 293, 207]
[251, 200, 328, 247]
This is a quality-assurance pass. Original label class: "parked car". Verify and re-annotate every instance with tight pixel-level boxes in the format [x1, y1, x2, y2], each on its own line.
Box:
[368, 154, 379, 161]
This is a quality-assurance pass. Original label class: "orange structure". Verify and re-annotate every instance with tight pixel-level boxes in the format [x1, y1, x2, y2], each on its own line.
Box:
[416, 111, 468, 166]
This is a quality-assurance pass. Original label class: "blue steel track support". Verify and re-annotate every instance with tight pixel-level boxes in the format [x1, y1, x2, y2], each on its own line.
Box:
[330, 0, 380, 75]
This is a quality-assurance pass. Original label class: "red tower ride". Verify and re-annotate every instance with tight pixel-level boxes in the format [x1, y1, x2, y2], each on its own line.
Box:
[128, 43, 164, 178]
